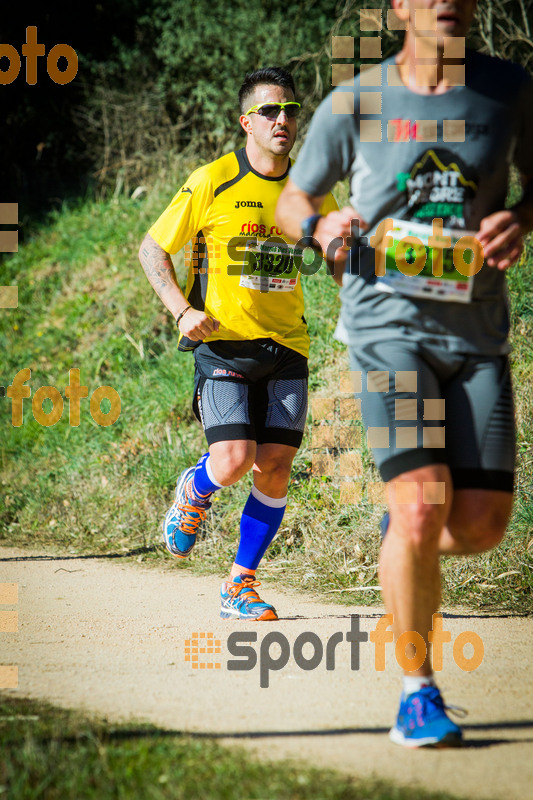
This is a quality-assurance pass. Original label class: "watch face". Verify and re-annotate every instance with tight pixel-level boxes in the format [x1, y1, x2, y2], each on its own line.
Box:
[302, 214, 321, 239]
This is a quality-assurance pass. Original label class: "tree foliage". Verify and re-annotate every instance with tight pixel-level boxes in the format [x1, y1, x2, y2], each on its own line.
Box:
[4, 0, 533, 219]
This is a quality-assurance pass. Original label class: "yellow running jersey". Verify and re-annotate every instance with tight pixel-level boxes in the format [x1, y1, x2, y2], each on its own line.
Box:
[148, 148, 337, 358]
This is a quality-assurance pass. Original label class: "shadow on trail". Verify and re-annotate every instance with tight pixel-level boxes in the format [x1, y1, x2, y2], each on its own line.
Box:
[280, 614, 382, 621]
[0, 546, 157, 561]
[279, 611, 526, 621]
[52, 719, 533, 748]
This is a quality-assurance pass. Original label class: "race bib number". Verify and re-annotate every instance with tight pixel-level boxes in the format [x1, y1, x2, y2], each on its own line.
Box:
[375, 218, 481, 303]
[239, 239, 300, 293]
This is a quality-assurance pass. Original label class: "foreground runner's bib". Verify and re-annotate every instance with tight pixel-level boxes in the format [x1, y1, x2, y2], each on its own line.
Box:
[375, 218, 481, 303]
[239, 239, 301, 293]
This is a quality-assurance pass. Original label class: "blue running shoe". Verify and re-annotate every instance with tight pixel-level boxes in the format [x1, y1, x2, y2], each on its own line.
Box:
[162, 467, 211, 559]
[220, 574, 278, 621]
[389, 685, 463, 748]
[380, 511, 390, 540]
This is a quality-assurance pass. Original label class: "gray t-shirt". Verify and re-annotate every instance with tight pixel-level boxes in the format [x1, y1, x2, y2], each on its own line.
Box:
[290, 50, 533, 354]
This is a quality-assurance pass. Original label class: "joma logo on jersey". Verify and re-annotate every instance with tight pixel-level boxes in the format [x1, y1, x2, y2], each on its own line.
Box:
[235, 200, 263, 209]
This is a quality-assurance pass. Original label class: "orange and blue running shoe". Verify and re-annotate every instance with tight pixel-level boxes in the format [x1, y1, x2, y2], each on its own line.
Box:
[220, 574, 278, 621]
[389, 685, 463, 748]
[162, 467, 211, 558]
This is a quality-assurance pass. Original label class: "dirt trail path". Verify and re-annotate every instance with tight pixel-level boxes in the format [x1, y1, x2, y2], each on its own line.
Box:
[1, 547, 532, 799]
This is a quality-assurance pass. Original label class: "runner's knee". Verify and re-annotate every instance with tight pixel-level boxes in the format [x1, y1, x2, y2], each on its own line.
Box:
[254, 446, 295, 495]
[448, 510, 508, 553]
[472, 523, 506, 552]
[209, 440, 256, 485]
[391, 501, 448, 550]
[254, 460, 292, 494]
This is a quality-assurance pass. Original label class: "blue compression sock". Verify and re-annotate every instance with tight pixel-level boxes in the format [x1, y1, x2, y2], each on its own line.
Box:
[235, 485, 287, 570]
[191, 453, 223, 499]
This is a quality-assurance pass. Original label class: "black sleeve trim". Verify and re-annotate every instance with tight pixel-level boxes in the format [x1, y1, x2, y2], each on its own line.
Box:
[178, 230, 209, 352]
[214, 149, 291, 196]
[186, 229, 209, 311]
[214, 150, 250, 197]
[241, 148, 290, 182]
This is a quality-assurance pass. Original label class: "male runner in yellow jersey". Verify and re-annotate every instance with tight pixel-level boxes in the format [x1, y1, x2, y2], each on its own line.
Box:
[139, 67, 336, 620]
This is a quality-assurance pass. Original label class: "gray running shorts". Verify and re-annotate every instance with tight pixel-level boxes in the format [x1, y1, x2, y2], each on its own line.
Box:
[348, 338, 515, 491]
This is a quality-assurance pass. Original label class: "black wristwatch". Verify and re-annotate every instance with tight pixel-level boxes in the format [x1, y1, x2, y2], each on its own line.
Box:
[301, 213, 322, 239]
[300, 213, 323, 253]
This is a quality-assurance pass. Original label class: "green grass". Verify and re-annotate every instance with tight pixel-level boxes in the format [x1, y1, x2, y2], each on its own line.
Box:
[0, 693, 489, 800]
[0, 169, 532, 613]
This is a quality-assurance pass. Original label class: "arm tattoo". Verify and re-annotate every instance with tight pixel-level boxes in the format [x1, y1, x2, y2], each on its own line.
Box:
[139, 235, 179, 297]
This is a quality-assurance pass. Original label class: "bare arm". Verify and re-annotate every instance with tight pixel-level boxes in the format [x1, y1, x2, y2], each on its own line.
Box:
[138, 232, 187, 317]
[138, 232, 219, 339]
[275, 178, 367, 286]
[274, 178, 324, 242]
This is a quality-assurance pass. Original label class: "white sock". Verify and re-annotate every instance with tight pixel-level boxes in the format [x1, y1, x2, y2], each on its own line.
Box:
[402, 674, 436, 696]
[205, 456, 223, 489]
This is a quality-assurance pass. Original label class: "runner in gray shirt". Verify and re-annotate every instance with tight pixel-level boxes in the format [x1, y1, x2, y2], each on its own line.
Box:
[276, 0, 533, 748]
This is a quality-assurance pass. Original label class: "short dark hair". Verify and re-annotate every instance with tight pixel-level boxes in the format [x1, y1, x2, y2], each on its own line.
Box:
[238, 66, 296, 113]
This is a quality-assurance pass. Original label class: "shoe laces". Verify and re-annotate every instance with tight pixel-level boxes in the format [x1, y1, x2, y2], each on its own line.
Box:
[177, 501, 208, 535]
[415, 686, 468, 719]
[227, 576, 264, 606]
[444, 703, 468, 719]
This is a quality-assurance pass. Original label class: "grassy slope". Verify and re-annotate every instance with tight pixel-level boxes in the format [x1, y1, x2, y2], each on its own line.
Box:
[0, 169, 531, 612]
[0, 693, 490, 800]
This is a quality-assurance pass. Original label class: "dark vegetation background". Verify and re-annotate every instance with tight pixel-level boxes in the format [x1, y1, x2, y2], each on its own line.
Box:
[1, 0, 532, 612]
[7, 0, 531, 225]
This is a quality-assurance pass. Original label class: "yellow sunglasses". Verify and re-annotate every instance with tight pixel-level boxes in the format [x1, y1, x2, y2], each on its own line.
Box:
[245, 101, 301, 119]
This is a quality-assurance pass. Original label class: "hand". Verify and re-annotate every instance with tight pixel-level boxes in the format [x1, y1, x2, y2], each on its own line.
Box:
[476, 210, 524, 270]
[314, 206, 368, 266]
[178, 308, 220, 340]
